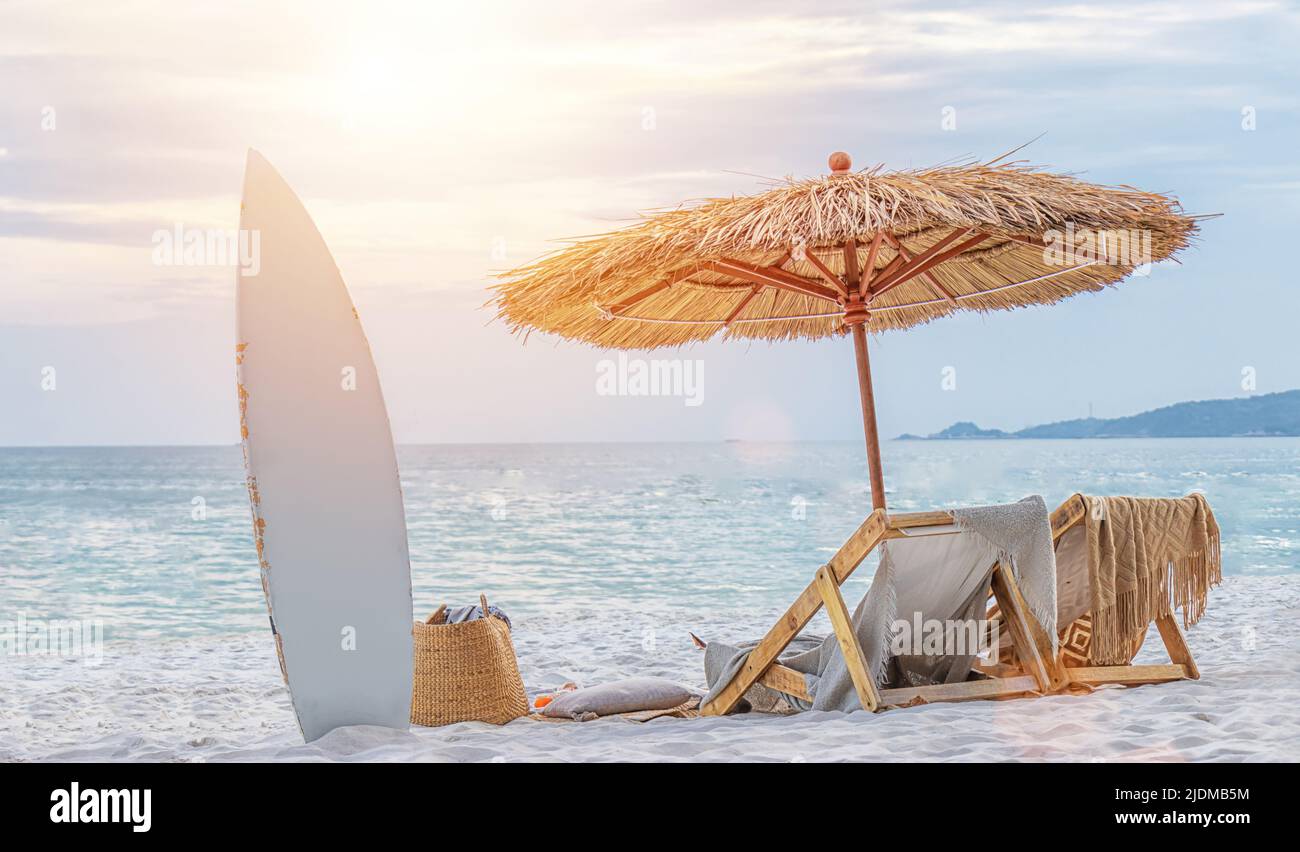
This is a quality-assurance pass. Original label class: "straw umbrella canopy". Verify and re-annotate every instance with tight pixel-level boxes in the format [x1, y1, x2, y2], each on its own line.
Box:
[493, 152, 1200, 512]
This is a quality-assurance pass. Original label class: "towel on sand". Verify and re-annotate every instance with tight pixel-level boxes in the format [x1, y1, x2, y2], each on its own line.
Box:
[701, 496, 1057, 713]
[1073, 493, 1221, 665]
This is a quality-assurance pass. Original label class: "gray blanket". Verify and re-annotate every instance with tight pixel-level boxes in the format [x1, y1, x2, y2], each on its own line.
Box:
[951, 495, 1057, 651]
[701, 496, 1056, 713]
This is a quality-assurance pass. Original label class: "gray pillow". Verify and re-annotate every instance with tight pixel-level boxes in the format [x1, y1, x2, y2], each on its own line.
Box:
[541, 677, 692, 720]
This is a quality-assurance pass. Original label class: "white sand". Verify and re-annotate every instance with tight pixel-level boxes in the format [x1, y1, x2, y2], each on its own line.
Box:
[3, 576, 1298, 762]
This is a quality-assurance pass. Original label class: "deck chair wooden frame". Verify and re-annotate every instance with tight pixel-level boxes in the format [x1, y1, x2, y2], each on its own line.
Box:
[699, 509, 1063, 717]
[1047, 495, 1200, 689]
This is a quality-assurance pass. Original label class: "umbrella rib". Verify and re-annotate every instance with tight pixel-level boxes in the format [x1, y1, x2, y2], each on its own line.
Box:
[603, 265, 700, 314]
[870, 253, 906, 294]
[610, 310, 842, 326]
[1003, 234, 1048, 249]
[602, 259, 1101, 324]
[883, 233, 957, 304]
[598, 252, 803, 317]
[867, 227, 974, 296]
[872, 259, 1101, 313]
[870, 231, 990, 302]
[705, 259, 842, 304]
[860, 232, 885, 297]
[722, 284, 764, 328]
[800, 249, 849, 298]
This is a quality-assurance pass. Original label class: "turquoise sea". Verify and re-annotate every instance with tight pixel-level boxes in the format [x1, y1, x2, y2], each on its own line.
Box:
[1, 439, 1297, 641]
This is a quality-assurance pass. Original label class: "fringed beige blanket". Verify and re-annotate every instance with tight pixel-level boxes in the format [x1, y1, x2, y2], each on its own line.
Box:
[1080, 493, 1221, 665]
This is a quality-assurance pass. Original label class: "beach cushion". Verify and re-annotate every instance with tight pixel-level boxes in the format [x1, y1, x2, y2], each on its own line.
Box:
[1059, 613, 1094, 668]
[541, 677, 693, 720]
[1058, 612, 1146, 666]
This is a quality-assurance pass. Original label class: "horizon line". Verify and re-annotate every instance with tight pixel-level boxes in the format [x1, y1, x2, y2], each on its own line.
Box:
[4, 435, 1298, 450]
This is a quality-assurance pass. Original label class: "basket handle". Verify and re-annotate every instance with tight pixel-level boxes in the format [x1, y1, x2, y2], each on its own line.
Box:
[426, 604, 447, 625]
[479, 594, 490, 619]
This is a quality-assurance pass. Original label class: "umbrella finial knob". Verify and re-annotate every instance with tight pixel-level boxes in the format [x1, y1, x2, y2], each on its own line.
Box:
[829, 151, 852, 175]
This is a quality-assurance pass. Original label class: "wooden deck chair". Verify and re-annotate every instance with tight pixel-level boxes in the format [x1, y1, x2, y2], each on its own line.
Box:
[1046, 495, 1200, 689]
[699, 509, 1063, 717]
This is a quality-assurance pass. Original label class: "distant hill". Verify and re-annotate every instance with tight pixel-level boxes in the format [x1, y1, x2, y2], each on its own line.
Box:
[897, 421, 1010, 440]
[898, 390, 1300, 440]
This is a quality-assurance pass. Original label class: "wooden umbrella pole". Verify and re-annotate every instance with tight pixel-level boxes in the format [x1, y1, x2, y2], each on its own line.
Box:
[838, 221, 887, 513]
[850, 321, 887, 512]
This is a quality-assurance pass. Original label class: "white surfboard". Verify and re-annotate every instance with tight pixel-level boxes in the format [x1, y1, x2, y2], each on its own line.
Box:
[236, 149, 412, 742]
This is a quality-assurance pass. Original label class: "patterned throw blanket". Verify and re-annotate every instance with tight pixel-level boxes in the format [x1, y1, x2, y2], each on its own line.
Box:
[1079, 493, 1221, 665]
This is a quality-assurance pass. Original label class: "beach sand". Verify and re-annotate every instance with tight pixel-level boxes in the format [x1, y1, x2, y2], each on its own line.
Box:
[3, 575, 1297, 762]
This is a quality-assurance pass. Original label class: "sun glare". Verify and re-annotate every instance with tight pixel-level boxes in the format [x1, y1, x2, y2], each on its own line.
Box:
[337, 52, 413, 132]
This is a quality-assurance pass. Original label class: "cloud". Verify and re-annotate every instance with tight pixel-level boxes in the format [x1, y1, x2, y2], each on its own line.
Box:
[1, 0, 1298, 445]
[2, 0, 1297, 314]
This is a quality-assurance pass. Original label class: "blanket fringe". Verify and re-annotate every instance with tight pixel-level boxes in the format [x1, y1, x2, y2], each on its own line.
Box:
[1004, 550, 1060, 656]
[948, 496, 1059, 656]
[1087, 495, 1221, 665]
[876, 551, 898, 687]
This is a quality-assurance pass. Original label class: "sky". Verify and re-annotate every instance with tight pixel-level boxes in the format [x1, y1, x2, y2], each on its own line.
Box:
[2, 0, 1298, 446]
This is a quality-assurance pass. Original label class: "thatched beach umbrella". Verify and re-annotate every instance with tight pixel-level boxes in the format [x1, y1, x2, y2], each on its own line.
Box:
[493, 152, 1201, 512]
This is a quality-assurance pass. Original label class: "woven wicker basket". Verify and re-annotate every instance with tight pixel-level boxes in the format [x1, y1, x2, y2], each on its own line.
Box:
[410, 594, 528, 727]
